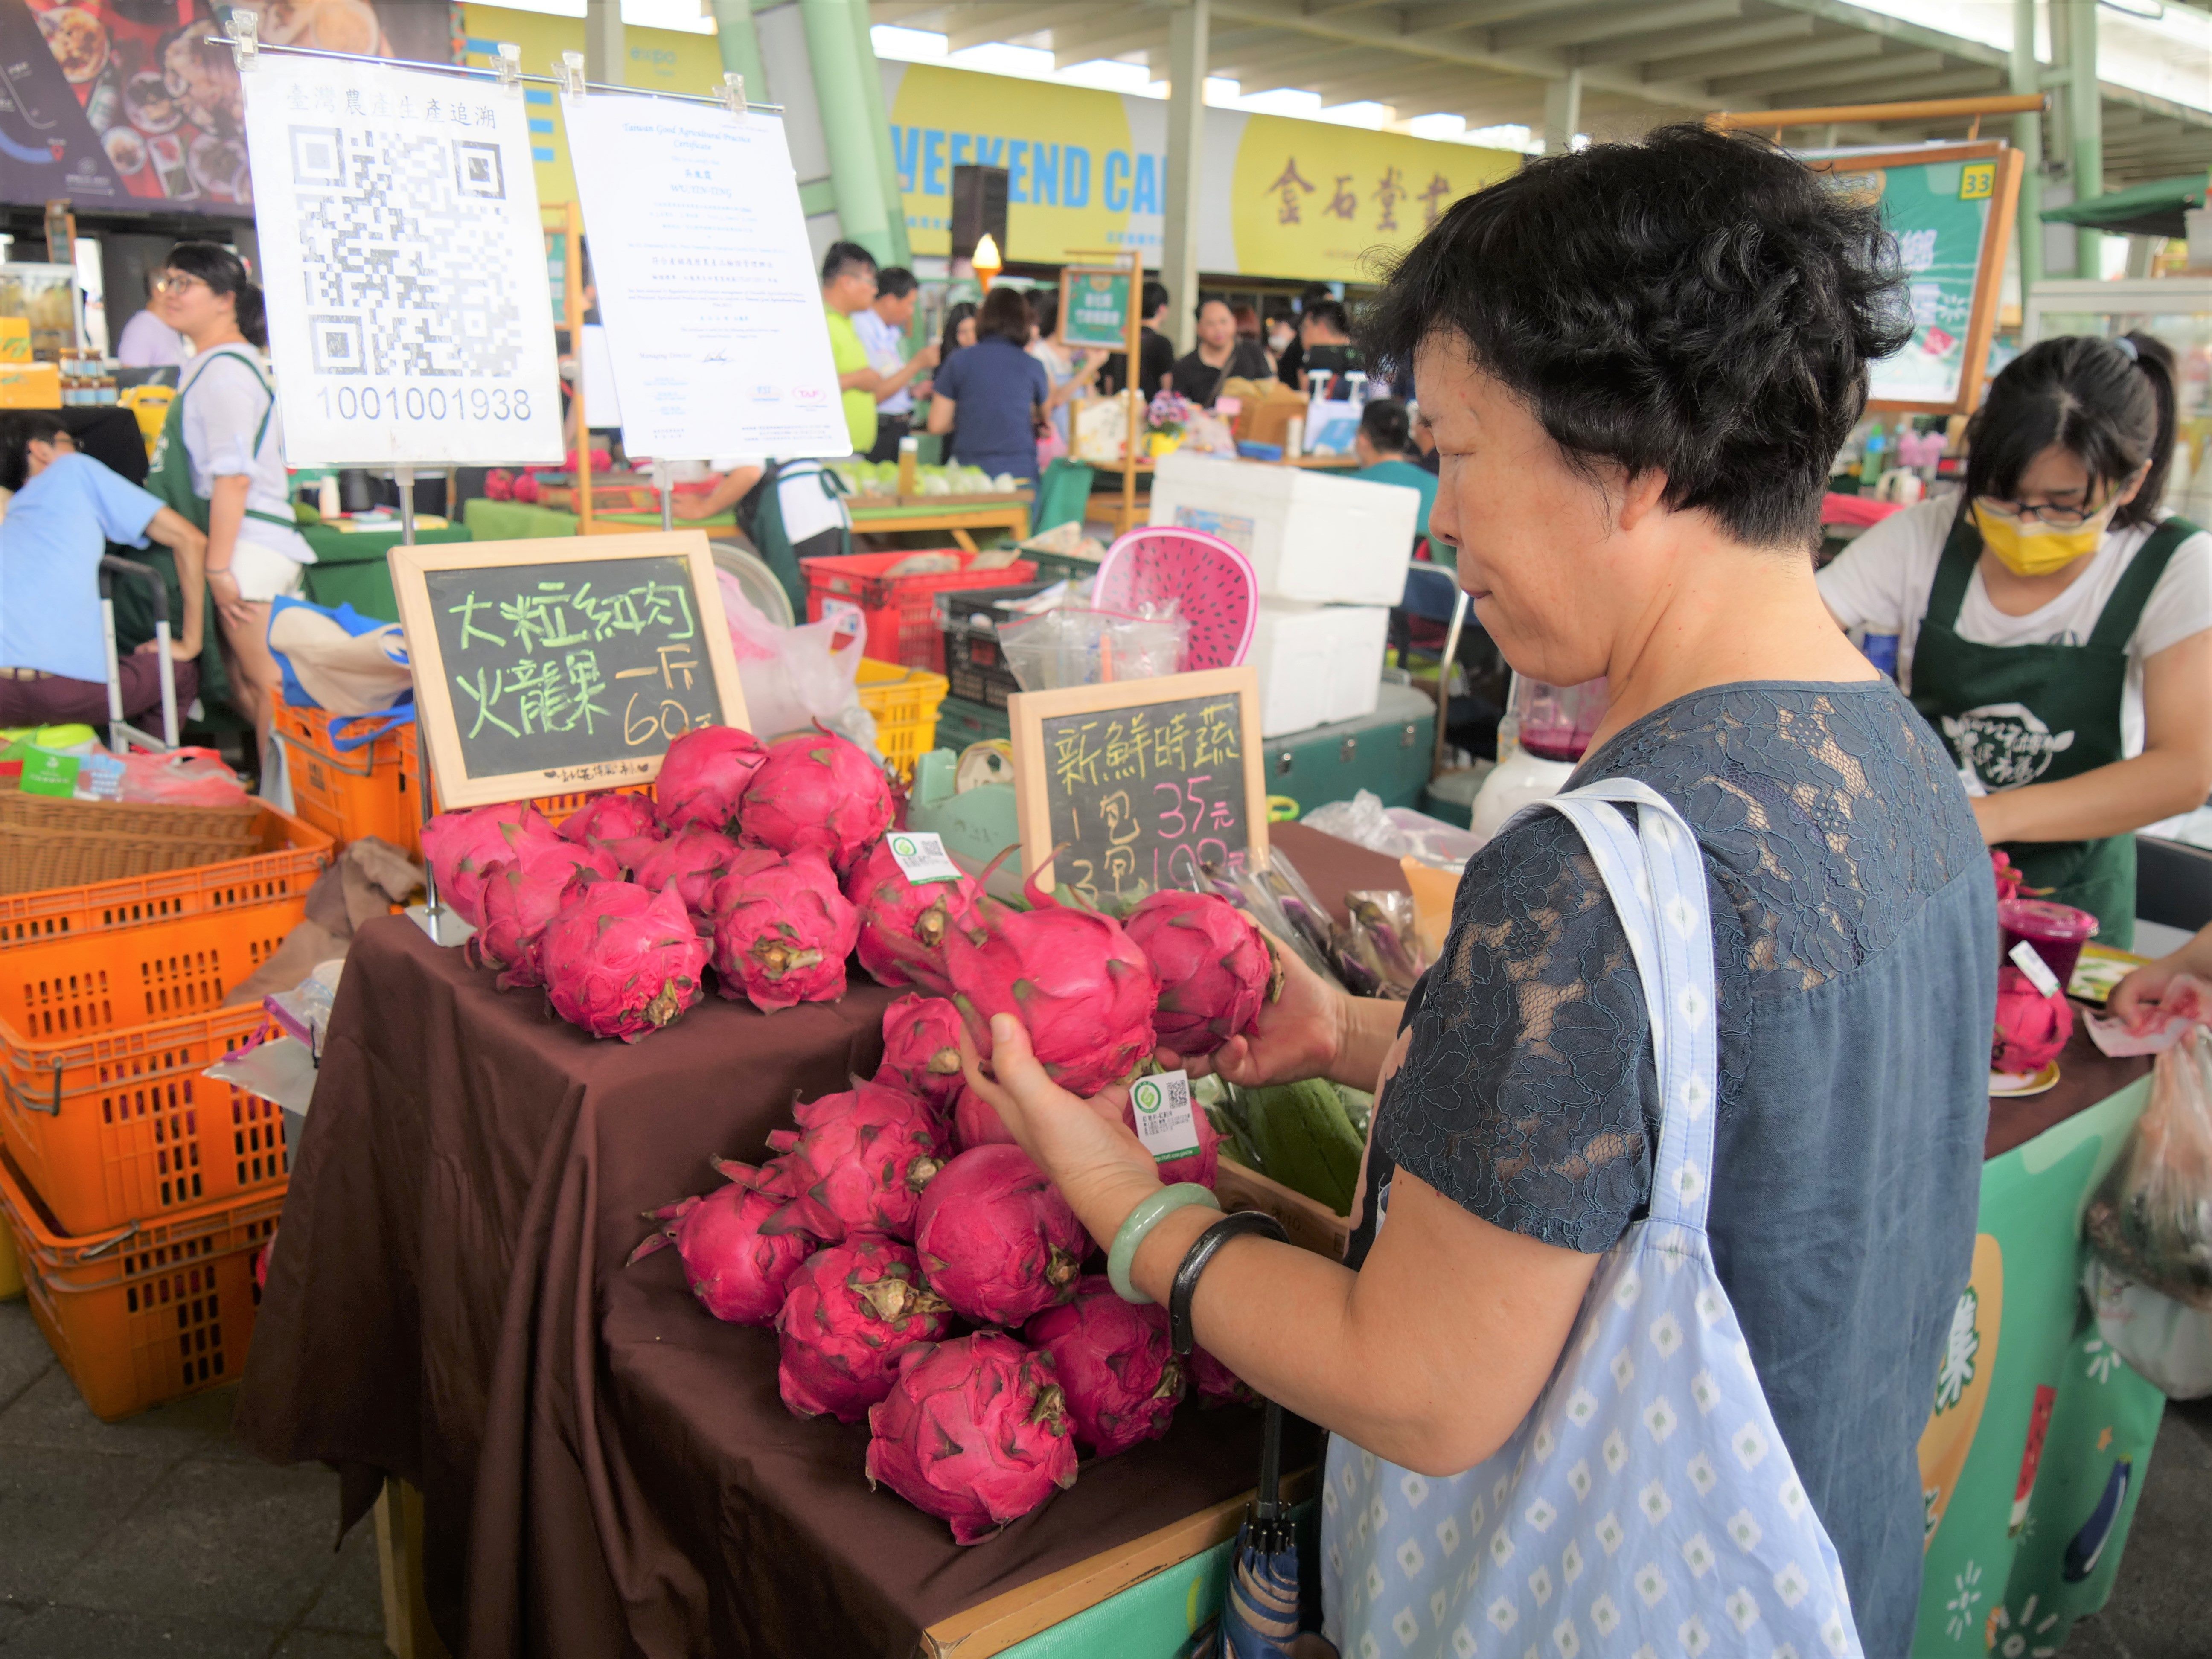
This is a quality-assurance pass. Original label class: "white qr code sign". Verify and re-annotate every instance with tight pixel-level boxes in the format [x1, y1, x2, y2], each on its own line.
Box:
[242, 53, 563, 467]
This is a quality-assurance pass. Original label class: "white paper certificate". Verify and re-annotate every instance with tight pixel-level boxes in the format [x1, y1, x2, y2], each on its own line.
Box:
[241, 53, 563, 467]
[562, 93, 847, 460]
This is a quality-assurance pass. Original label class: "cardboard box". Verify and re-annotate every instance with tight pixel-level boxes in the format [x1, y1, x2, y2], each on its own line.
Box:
[1246, 600, 1391, 736]
[0, 363, 60, 408]
[1148, 451, 1415, 606]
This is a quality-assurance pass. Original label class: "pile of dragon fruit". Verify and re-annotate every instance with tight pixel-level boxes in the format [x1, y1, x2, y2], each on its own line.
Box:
[421, 722, 1282, 1544]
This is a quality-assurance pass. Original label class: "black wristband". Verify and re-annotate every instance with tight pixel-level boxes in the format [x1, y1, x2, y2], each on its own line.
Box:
[1168, 1209, 1287, 1356]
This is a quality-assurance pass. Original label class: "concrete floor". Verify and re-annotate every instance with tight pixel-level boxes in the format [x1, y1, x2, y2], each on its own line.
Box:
[0, 1296, 2206, 1657]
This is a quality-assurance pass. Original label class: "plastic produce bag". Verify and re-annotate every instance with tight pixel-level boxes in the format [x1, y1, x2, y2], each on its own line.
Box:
[2085, 1024, 2212, 1308]
[1301, 789, 1483, 870]
[121, 747, 253, 807]
[1334, 890, 1429, 999]
[720, 575, 876, 753]
[2083, 1257, 2212, 1399]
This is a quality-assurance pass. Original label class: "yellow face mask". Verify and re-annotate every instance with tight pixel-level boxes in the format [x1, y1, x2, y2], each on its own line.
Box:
[1971, 498, 2115, 578]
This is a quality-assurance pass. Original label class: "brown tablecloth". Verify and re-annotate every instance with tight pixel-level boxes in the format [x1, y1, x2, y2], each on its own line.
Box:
[235, 913, 1307, 1659]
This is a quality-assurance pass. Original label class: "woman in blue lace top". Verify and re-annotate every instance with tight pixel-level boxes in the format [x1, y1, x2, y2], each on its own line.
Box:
[964, 127, 1995, 1655]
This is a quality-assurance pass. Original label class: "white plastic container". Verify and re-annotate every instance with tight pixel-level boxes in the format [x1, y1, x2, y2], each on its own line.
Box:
[1147, 451, 1416, 606]
[1247, 601, 1391, 737]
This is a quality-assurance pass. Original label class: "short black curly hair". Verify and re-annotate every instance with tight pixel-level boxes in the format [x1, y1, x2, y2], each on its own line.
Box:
[1365, 125, 1911, 550]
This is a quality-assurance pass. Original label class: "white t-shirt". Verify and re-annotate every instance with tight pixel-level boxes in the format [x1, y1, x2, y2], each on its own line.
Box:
[1817, 497, 2212, 758]
[116, 308, 186, 368]
[715, 456, 849, 545]
[179, 347, 315, 566]
[851, 308, 914, 419]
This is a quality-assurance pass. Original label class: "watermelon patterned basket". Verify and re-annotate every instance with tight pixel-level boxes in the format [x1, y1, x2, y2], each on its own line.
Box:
[1092, 529, 1258, 671]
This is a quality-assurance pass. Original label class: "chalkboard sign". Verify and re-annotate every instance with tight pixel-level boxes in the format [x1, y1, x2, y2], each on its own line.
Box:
[390, 533, 748, 809]
[1810, 142, 2021, 414]
[1008, 667, 1267, 903]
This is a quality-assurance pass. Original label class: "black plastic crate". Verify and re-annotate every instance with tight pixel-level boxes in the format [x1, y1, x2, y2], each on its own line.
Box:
[934, 582, 1055, 711]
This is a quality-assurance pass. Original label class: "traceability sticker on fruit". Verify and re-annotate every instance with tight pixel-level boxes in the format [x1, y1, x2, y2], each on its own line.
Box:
[885, 831, 963, 885]
[1130, 1071, 1200, 1162]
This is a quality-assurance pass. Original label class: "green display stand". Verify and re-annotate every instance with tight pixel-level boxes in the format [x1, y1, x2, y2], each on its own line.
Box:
[460, 498, 740, 540]
[998, 1535, 1234, 1658]
[300, 522, 473, 624]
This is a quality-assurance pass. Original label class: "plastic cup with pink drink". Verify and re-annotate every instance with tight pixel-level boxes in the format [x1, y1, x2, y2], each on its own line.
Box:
[1998, 897, 2100, 992]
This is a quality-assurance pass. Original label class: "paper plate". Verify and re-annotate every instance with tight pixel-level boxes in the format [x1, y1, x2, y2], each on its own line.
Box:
[1990, 1061, 2061, 1098]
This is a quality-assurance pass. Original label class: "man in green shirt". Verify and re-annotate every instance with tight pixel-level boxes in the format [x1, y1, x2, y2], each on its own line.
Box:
[821, 241, 881, 456]
[1351, 398, 1439, 560]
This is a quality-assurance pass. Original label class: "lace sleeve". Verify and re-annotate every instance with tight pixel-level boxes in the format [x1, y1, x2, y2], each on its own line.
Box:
[1375, 810, 1656, 1254]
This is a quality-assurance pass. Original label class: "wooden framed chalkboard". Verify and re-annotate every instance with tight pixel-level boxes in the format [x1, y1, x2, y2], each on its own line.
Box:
[1807, 141, 2021, 415]
[389, 532, 748, 809]
[1007, 667, 1267, 904]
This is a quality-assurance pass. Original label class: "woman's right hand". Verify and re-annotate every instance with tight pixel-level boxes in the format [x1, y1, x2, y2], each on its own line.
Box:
[2109, 922, 2212, 1025]
[1158, 929, 1347, 1089]
[207, 568, 253, 629]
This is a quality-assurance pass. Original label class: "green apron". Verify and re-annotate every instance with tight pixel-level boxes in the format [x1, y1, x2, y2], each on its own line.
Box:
[1909, 512, 2198, 948]
[127, 347, 300, 715]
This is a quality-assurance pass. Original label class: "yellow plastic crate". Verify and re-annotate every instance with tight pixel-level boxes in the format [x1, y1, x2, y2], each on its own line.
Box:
[857, 659, 949, 781]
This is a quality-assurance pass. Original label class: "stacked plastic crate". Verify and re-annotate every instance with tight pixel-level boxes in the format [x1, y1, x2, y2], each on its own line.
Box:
[0, 804, 332, 1419]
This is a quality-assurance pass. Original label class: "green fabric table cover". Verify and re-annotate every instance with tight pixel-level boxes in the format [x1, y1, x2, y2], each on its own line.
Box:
[461, 498, 740, 539]
[299, 522, 473, 624]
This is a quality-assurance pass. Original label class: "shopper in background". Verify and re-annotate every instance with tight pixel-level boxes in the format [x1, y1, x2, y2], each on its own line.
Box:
[1350, 397, 1437, 556]
[926, 286, 1051, 486]
[1027, 292, 1106, 455]
[1296, 298, 1364, 397]
[148, 240, 314, 761]
[1263, 309, 1297, 376]
[1101, 280, 1174, 399]
[1231, 301, 1264, 352]
[939, 301, 977, 366]
[855, 266, 940, 464]
[116, 271, 186, 369]
[0, 412, 206, 725]
[962, 125, 1990, 1659]
[1274, 281, 1336, 389]
[1167, 297, 1272, 409]
[820, 240, 882, 457]
[1820, 332, 2211, 944]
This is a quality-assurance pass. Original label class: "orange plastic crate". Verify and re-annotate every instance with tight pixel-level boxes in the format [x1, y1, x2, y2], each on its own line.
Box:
[0, 804, 332, 945]
[803, 550, 1038, 672]
[271, 704, 424, 855]
[0, 904, 301, 1235]
[0, 1145, 280, 1420]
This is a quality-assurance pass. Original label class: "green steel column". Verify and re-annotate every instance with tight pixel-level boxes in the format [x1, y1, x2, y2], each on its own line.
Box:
[2010, 0, 2043, 295]
[801, 0, 896, 265]
[2067, 0, 2102, 279]
[709, 0, 768, 103]
[844, 0, 910, 266]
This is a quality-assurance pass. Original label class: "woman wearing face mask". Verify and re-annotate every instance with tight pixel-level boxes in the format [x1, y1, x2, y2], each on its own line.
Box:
[1819, 334, 2212, 944]
[147, 241, 315, 761]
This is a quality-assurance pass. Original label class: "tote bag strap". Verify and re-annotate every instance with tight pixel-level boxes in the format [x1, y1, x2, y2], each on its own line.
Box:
[1525, 778, 1721, 1234]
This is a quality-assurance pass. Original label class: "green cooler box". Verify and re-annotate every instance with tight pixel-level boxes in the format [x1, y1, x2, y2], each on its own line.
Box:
[1269, 683, 1435, 818]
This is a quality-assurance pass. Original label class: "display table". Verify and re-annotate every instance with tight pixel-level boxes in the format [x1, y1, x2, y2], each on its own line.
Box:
[299, 522, 474, 623]
[460, 494, 1033, 553]
[233, 819, 2171, 1658]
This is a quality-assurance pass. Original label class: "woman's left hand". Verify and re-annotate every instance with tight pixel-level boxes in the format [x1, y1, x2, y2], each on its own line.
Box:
[207, 568, 254, 629]
[959, 1015, 1163, 1234]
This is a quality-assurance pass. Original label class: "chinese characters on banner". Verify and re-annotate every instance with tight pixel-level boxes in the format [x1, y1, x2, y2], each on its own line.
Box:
[1042, 695, 1250, 904]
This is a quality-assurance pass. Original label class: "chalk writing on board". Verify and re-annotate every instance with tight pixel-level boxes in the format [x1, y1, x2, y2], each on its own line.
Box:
[1041, 694, 1250, 903]
[424, 555, 722, 782]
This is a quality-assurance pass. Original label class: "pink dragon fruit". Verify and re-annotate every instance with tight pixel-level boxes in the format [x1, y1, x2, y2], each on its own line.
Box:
[654, 725, 768, 835]
[558, 793, 664, 875]
[952, 1084, 1016, 1153]
[420, 803, 562, 926]
[865, 1332, 1077, 1545]
[845, 838, 982, 993]
[875, 995, 967, 1110]
[1993, 963, 2074, 1074]
[540, 880, 709, 1040]
[913, 1144, 1089, 1325]
[1187, 1345, 1258, 1409]
[467, 839, 621, 990]
[943, 869, 1158, 1098]
[766, 1080, 946, 1240]
[634, 821, 746, 919]
[777, 1235, 955, 1423]
[627, 1167, 838, 1325]
[1025, 1276, 1183, 1456]
[707, 850, 860, 1013]
[1123, 890, 1280, 1058]
[740, 730, 893, 878]
[1120, 1090, 1221, 1187]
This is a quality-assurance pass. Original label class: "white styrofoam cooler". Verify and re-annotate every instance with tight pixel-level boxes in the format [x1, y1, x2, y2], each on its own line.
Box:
[1147, 451, 1417, 606]
[1248, 601, 1391, 737]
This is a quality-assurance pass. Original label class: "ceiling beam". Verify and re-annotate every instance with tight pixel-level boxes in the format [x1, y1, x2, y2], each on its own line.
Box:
[1708, 48, 1946, 98]
[1576, 14, 1813, 69]
[1865, 67, 2010, 102]
[1316, 62, 1529, 107]
[1300, 0, 1407, 13]
[1636, 27, 1877, 84]
[1236, 47, 1410, 90]
[943, 4, 1085, 51]
[1214, 32, 1382, 79]
[1048, 12, 1172, 64]
[1496, 0, 1744, 55]
[869, 3, 950, 25]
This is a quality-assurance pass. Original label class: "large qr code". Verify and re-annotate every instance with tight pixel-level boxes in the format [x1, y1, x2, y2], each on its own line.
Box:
[288, 124, 522, 379]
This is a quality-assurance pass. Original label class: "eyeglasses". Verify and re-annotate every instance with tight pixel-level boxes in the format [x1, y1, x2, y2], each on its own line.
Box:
[1973, 494, 2110, 529]
[150, 273, 205, 296]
